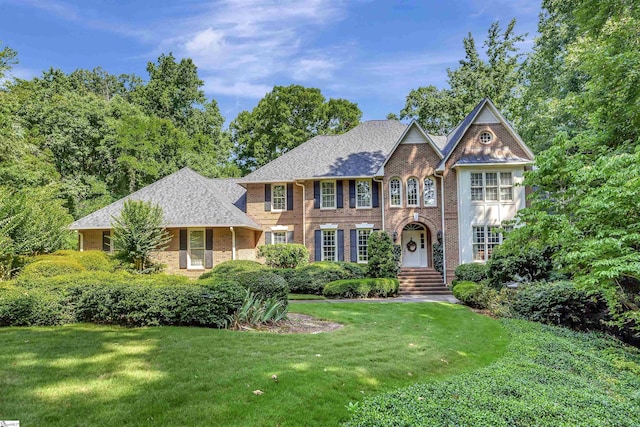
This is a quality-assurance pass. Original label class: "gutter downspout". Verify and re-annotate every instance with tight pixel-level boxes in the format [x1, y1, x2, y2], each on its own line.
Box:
[373, 177, 385, 231]
[295, 181, 306, 246]
[434, 171, 447, 284]
[230, 227, 236, 260]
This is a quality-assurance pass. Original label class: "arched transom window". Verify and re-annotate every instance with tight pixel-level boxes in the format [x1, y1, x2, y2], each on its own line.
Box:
[423, 177, 436, 206]
[389, 178, 402, 207]
[406, 177, 419, 206]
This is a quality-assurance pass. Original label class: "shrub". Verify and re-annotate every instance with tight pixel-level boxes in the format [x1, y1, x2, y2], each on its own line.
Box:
[232, 271, 289, 303]
[19, 259, 86, 279]
[454, 263, 488, 283]
[432, 242, 443, 273]
[486, 246, 559, 288]
[0, 284, 72, 326]
[512, 281, 609, 331]
[16, 270, 191, 290]
[278, 262, 362, 294]
[367, 231, 400, 278]
[452, 281, 480, 304]
[200, 260, 265, 280]
[230, 289, 288, 329]
[323, 278, 399, 299]
[71, 281, 244, 327]
[258, 244, 309, 269]
[39, 250, 116, 272]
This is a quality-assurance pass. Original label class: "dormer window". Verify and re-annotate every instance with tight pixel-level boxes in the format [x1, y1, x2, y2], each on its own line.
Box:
[479, 131, 493, 144]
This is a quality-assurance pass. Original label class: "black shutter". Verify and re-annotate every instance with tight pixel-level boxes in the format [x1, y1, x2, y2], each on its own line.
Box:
[349, 180, 356, 208]
[336, 180, 343, 209]
[313, 181, 320, 209]
[372, 180, 380, 208]
[102, 231, 110, 252]
[314, 230, 322, 261]
[179, 229, 187, 269]
[264, 184, 271, 211]
[265, 231, 272, 245]
[337, 230, 345, 261]
[350, 229, 357, 263]
[287, 183, 293, 210]
[286, 231, 294, 243]
[205, 229, 213, 269]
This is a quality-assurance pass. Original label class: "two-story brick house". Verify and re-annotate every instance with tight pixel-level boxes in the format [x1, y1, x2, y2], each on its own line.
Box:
[70, 98, 534, 286]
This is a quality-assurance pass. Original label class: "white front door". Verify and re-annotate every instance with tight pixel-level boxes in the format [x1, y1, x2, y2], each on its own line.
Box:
[401, 229, 427, 267]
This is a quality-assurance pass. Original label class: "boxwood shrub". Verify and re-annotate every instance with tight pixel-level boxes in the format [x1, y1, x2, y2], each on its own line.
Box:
[279, 261, 367, 294]
[233, 271, 289, 302]
[0, 284, 73, 326]
[323, 278, 399, 299]
[17, 270, 191, 290]
[258, 243, 309, 268]
[454, 263, 488, 283]
[199, 260, 266, 280]
[41, 250, 116, 272]
[19, 259, 85, 279]
[452, 281, 480, 305]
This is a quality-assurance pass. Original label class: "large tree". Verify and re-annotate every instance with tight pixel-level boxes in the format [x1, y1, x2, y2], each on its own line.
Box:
[393, 19, 525, 134]
[230, 85, 362, 172]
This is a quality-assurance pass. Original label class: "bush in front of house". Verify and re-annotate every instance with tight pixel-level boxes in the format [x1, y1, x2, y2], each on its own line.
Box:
[16, 270, 191, 290]
[258, 244, 309, 269]
[0, 283, 73, 326]
[200, 260, 266, 280]
[278, 261, 366, 294]
[38, 250, 117, 272]
[486, 245, 560, 288]
[232, 270, 289, 303]
[366, 231, 400, 278]
[19, 259, 86, 279]
[452, 281, 481, 305]
[454, 263, 488, 283]
[511, 281, 609, 331]
[323, 278, 399, 299]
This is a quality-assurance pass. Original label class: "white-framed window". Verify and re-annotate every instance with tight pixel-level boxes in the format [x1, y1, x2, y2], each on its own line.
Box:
[470, 172, 514, 202]
[472, 225, 509, 261]
[357, 228, 372, 263]
[322, 230, 337, 261]
[423, 177, 436, 206]
[356, 179, 372, 208]
[479, 131, 493, 144]
[389, 177, 402, 207]
[272, 184, 286, 211]
[321, 181, 336, 209]
[272, 231, 287, 244]
[406, 177, 419, 206]
[188, 229, 206, 268]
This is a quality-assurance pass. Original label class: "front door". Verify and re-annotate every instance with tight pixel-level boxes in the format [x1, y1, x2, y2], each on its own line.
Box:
[401, 225, 428, 267]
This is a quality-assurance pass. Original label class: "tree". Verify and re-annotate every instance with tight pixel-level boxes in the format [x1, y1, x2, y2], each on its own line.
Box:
[366, 231, 400, 279]
[230, 85, 362, 172]
[111, 200, 171, 273]
[396, 19, 525, 134]
[0, 41, 17, 81]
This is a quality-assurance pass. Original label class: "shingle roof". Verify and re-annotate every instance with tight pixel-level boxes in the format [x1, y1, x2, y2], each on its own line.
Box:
[453, 148, 533, 166]
[441, 98, 488, 158]
[69, 168, 261, 230]
[239, 120, 408, 182]
[429, 134, 448, 150]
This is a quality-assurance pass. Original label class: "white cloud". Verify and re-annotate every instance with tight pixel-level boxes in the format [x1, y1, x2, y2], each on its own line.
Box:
[203, 77, 271, 98]
[291, 57, 338, 81]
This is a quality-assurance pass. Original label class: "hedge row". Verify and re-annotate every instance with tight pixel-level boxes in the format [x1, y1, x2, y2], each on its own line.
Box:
[277, 262, 368, 294]
[323, 278, 399, 298]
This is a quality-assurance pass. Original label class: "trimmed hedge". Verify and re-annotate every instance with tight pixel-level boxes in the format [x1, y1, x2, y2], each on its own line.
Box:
[199, 260, 265, 280]
[258, 244, 309, 268]
[452, 281, 480, 304]
[42, 250, 116, 272]
[233, 271, 289, 302]
[0, 284, 72, 326]
[323, 278, 399, 299]
[278, 262, 367, 294]
[16, 270, 191, 290]
[19, 259, 85, 279]
[454, 263, 488, 283]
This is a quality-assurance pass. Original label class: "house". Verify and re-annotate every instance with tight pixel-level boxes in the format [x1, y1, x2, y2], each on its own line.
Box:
[69, 98, 534, 287]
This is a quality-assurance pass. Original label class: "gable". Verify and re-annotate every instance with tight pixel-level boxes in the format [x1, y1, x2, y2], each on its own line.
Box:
[473, 106, 499, 124]
[401, 127, 428, 144]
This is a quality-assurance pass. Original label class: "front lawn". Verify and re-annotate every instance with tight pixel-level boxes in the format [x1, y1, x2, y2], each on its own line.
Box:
[0, 303, 506, 426]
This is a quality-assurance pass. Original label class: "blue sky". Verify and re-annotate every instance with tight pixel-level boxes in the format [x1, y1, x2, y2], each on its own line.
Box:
[0, 0, 541, 124]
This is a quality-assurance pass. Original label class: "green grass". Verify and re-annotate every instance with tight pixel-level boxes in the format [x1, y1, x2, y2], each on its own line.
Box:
[0, 303, 507, 426]
[287, 293, 326, 300]
[346, 319, 640, 426]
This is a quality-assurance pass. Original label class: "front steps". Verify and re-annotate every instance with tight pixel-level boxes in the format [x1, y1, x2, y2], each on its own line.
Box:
[398, 267, 451, 296]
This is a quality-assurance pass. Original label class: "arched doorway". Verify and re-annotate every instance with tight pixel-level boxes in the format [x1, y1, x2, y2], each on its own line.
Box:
[401, 223, 429, 267]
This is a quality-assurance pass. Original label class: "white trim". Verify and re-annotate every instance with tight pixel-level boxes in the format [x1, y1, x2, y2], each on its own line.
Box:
[453, 161, 532, 168]
[320, 180, 337, 210]
[406, 177, 420, 207]
[423, 176, 437, 207]
[320, 223, 338, 230]
[271, 225, 289, 231]
[389, 176, 403, 207]
[355, 179, 372, 209]
[271, 230, 288, 244]
[187, 228, 206, 270]
[271, 183, 287, 212]
[230, 227, 236, 260]
[356, 227, 373, 264]
[78, 232, 84, 252]
[321, 229, 338, 262]
[356, 223, 375, 229]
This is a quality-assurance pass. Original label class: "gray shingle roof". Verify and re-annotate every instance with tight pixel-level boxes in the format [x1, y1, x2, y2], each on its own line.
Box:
[453, 149, 532, 166]
[429, 134, 448, 150]
[441, 98, 488, 158]
[69, 168, 261, 230]
[239, 120, 408, 182]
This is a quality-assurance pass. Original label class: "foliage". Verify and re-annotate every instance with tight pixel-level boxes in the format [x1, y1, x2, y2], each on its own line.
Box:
[454, 262, 488, 283]
[0, 41, 18, 80]
[111, 200, 171, 272]
[345, 319, 640, 427]
[229, 289, 288, 329]
[366, 231, 399, 278]
[0, 283, 72, 326]
[230, 85, 361, 172]
[279, 261, 367, 294]
[39, 250, 116, 272]
[322, 278, 399, 299]
[199, 260, 265, 280]
[19, 259, 85, 279]
[230, 270, 289, 303]
[486, 244, 559, 288]
[258, 243, 309, 269]
[512, 281, 609, 332]
[452, 281, 480, 305]
[395, 19, 524, 133]
[16, 270, 190, 291]
[432, 242, 443, 273]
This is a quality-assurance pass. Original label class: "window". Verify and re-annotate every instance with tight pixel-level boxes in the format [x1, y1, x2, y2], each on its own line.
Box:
[389, 178, 402, 207]
[357, 229, 372, 263]
[272, 184, 286, 211]
[102, 231, 111, 253]
[472, 225, 509, 261]
[272, 231, 287, 244]
[322, 230, 337, 261]
[406, 177, 419, 206]
[356, 180, 372, 208]
[423, 177, 436, 206]
[470, 172, 514, 202]
[321, 181, 336, 209]
[479, 131, 493, 144]
[188, 229, 205, 268]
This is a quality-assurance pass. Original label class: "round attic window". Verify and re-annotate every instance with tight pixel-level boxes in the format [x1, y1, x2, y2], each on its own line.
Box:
[479, 131, 493, 144]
